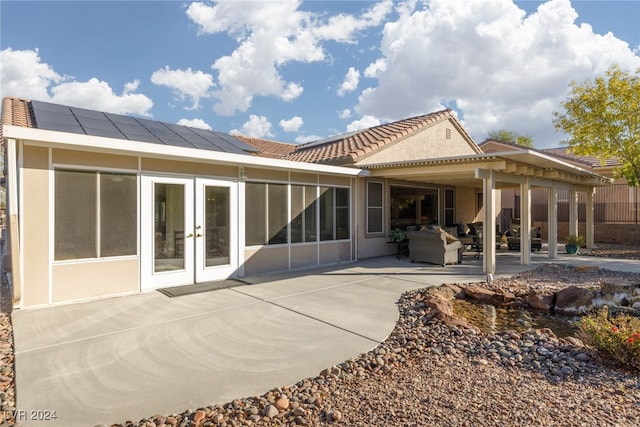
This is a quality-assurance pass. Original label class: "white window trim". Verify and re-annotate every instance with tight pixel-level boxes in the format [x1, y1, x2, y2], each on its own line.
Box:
[52, 167, 139, 263]
[366, 181, 384, 235]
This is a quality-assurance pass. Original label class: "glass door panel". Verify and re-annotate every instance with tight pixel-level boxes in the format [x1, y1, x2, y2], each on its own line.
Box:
[195, 178, 237, 282]
[141, 176, 194, 290]
[154, 183, 186, 272]
[205, 185, 230, 267]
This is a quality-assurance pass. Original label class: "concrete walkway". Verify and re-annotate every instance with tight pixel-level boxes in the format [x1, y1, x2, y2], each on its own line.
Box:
[11, 252, 640, 426]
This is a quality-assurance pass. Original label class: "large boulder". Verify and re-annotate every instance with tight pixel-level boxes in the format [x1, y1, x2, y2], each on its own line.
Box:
[554, 286, 596, 314]
[464, 286, 515, 305]
[464, 286, 498, 304]
[528, 289, 556, 312]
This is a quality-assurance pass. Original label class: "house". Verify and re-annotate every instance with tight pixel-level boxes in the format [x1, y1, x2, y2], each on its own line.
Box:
[1, 98, 611, 308]
[480, 139, 639, 244]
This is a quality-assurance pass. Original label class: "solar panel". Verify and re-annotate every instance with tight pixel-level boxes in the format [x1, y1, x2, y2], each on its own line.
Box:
[215, 132, 259, 153]
[83, 126, 127, 139]
[70, 106, 106, 120]
[36, 120, 85, 135]
[31, 100, 257, 156]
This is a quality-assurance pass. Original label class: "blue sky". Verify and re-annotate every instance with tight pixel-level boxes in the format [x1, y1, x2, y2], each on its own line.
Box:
[1, 0, 639, 149]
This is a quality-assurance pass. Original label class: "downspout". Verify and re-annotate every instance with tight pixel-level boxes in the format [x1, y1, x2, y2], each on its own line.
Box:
[5, 138, 21, 303]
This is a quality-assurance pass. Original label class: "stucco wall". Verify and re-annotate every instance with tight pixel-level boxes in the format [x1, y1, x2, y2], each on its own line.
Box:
[53, 258, 138, 303]
[355, 120, 478, 166]
[22, 145, 50, 307]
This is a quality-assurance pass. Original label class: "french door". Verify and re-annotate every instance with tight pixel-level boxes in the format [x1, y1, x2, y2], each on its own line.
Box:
[141, 176, 238, 290]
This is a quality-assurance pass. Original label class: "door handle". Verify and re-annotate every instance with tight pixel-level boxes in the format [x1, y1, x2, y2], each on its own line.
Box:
[196, 233, 203, 238]
[186, 233, 194, 238]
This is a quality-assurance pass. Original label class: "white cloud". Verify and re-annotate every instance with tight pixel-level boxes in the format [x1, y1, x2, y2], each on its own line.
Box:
[279, 116, 304, 132]
[295, 134, 323, 144]
[337, 67, 360, 96]
[50, 78, 153, 116]
[231, 114, 273, 138]
[0, 48, 153, 116]
[313, 0, 393, 42]
[364, 58, 386, 78]
[346, 115, 381, 132]
[0, 48, 63, 100]
[185, 0, 392, 115]
[356, 0, 640, 147]
[339, 108, 352, 119]
[123, 80, 140, 94]
[151, 66, 214, 110]
[177, 118, 212, 130]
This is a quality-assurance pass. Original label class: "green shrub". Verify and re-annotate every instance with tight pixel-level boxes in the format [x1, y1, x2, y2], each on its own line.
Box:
[579, 307, 640, 371]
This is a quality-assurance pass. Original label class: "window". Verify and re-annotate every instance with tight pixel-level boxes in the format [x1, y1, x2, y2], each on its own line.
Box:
[291, 185, 317, 243]
[246, 183, 349, 245]
[367, 182, 383, 234]
[55, 170, 137, 260]
[390, 186, 439, 228]
[335, 187, 350, 240]
[320, 187, 350, 241]
[245, 183, 288, 245]
[444, 188, 455, 227]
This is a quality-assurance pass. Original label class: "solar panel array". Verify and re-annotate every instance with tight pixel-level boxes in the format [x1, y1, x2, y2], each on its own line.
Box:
[30, 100, 258, 155]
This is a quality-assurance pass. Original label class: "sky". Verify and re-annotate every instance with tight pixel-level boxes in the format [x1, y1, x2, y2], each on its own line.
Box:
[1, 0, 639, 149]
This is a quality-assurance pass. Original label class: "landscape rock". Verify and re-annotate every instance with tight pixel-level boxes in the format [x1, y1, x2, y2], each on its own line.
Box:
[554, 286, 595, 314]
[527, 289, 556, 311]
[464, 286, 498, 304]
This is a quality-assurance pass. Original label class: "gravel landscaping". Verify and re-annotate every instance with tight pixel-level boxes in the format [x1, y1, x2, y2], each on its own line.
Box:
[1, 248, 640, 426]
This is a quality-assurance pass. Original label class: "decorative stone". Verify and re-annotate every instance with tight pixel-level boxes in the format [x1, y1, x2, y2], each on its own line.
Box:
[192, 410, 205, 424]
[527, 290, 556, 311]
[554, 286, 595, 314]
[275, 396, 289, 410]
[264, 404, 279, 418]
[464, 286, 498, 304]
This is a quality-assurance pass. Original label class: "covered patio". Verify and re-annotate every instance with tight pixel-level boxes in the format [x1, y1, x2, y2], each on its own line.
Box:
[360, 149, 612, 274]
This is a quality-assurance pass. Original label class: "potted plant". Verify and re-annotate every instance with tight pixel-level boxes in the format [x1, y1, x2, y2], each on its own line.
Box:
[389, 228, 406, 242]
[564, 235, 585, 254]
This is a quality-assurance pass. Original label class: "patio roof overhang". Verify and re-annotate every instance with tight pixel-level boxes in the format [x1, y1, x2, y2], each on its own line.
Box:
[359, 149, 612, 190]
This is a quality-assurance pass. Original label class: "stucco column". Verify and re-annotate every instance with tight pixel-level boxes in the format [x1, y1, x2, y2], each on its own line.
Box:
[483, 171, 496, 275]
[547, 184, 558, 258]
[568, 189, 579, 238]
[586, 187, 595, 248]
[519, 178, 531, 265]
[6, 138, 22, 302]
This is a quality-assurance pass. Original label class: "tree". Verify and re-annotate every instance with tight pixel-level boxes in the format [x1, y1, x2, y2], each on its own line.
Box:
[553, 65, 640, 186]
[487, 129, 534, 147]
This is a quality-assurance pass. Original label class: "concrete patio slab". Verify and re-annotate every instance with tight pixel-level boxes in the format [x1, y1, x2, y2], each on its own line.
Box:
[12, 253, 640, 426]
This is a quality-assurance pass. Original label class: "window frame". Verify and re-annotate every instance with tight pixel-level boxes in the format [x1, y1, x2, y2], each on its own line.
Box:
[245, 181, 351, 246]
[53, 166, 139, 262]
[366, 181, 384, 235]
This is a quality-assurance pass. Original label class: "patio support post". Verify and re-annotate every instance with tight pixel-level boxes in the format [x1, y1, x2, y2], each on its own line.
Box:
[569, 189, 579, 238]
[482, 170, 497, 275]
[586, 187, 595, 248]
[519, 178, 531, 265]
[548, 184, 558, 258]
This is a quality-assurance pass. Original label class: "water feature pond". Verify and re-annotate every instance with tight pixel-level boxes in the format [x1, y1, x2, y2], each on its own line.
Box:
[452, 299, 580, 338]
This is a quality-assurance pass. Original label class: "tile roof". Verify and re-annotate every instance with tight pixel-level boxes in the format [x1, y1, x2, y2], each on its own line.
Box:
[232, 135, 297, 159]
[1, 97, 34, 128]
[283, 109, 472, 164]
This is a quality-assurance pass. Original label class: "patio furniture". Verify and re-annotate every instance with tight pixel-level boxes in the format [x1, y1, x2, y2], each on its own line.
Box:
[406, 228, 463, 266]
[506, 225, 542, 251]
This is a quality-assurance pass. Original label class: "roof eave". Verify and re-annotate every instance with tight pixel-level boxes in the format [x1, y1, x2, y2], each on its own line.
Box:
[2, 125, 369, 177]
